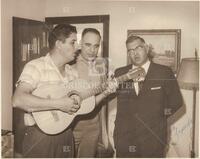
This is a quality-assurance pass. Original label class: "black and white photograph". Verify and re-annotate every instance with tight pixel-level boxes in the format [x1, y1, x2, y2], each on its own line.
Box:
[1, 0, 199, 158]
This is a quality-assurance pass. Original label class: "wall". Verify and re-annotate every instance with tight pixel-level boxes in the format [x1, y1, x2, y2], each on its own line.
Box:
[1, 0, 46, 130]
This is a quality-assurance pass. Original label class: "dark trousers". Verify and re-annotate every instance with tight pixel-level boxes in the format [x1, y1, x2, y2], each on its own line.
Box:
[73, 122, 100, 157]
[21, 126, 74, 158]
[114, 134, 166, 158]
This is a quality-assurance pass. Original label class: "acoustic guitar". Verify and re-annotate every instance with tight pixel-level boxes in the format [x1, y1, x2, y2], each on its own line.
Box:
[32, 67, 145, 134]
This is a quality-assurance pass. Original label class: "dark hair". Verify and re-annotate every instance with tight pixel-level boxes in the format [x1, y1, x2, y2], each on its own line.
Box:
[126, 35, 145, 45]
[48, 24, 77, 50]
[81, 28, 101, 39]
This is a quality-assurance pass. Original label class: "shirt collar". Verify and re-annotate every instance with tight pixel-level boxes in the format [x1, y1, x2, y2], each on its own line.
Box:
[45, 53, 78, 81]
[132, 60, 150, 81]
[77, 54, 97, 68]
[77, 54, 89, 65]
[132, 60, 150, 74]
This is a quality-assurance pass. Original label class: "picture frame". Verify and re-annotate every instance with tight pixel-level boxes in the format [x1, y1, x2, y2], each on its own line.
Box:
[127, 29, 181, 73]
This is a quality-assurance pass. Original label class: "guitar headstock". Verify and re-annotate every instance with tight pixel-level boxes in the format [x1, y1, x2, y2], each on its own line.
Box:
[127, 67, 146, 81]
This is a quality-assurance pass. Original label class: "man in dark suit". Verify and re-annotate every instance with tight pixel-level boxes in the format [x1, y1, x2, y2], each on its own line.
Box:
[113, 35, 183, 157]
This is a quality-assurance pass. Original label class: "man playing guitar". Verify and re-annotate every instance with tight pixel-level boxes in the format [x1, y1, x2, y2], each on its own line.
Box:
[12, 24, 81, 158]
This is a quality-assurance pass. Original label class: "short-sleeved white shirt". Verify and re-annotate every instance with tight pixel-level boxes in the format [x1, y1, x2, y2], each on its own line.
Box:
[17, 53, 78, 89]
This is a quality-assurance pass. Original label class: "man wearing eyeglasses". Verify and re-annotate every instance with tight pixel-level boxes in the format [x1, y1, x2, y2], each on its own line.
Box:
[113, 35, 183, 157]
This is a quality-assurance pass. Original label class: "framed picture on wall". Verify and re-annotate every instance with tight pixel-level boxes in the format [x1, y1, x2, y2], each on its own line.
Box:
[127, 29, 181, 73]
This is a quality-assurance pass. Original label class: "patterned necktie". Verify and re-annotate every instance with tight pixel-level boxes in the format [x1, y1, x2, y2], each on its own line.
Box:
[138, 66, 145, 94]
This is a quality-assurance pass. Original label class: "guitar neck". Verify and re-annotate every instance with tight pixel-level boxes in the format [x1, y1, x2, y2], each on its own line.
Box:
[82, 74, 130, 99]
[115, 73, 131, 84]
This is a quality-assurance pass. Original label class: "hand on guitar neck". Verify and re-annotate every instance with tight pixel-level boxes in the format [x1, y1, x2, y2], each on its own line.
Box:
[102, 78, 118, 97]
[102, 67, 146, 97]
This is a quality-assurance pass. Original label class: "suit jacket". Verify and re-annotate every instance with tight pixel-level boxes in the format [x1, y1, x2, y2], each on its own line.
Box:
[113, 62, 183, 157]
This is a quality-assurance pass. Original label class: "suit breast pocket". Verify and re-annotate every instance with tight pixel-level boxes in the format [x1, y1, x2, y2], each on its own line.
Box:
[145, 85, 164, 104]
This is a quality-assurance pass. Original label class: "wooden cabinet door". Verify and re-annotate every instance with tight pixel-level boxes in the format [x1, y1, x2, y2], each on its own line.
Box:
[13, 17, 51, 92]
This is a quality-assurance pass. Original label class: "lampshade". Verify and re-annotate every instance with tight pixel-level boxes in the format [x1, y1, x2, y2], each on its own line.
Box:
[177, 58, 199, 90]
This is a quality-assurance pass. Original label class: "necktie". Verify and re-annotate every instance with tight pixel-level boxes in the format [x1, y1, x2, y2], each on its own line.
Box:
[138, 66, 145, 94]
[138, 80, 144, 94]
[132, 66, 145, 95]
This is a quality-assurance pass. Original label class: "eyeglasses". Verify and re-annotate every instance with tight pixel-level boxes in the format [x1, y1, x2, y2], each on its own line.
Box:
[127, 45, 145, 55]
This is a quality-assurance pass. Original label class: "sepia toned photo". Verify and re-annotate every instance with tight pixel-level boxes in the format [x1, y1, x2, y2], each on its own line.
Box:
[1, 0, 199, 158]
